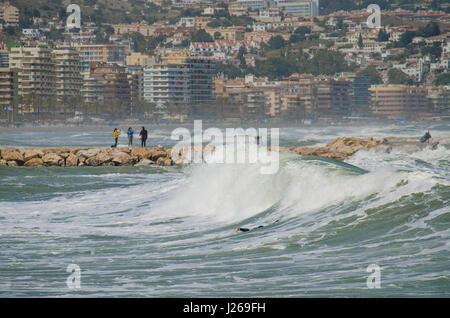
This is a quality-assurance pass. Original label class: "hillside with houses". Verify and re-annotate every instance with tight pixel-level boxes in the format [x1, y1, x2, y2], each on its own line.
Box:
[0, 0, 449, 125]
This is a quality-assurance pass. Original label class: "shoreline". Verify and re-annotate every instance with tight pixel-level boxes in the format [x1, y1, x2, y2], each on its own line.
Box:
[1, 136, 447, 168]
[1, 118, 449, 132]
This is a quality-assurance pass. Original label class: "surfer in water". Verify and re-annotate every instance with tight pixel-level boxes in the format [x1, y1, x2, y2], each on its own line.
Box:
[234, 220, 279, 233]
[420, 130, 431, 143]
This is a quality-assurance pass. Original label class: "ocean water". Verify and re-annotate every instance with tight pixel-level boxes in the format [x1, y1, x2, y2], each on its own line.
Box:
[0, 123, 449, 297]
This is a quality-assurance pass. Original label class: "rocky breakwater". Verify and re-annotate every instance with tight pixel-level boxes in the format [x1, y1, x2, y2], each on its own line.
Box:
[0, 146, 179, 167]
[275, 136, 449, 160]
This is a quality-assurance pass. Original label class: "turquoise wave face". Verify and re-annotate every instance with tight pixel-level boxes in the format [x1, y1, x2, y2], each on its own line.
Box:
[0, 124, 449, 297]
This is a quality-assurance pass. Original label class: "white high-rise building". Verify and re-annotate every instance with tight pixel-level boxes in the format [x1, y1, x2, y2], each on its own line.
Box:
[274, 0, 319, 18]
[311, 0, 319, 17]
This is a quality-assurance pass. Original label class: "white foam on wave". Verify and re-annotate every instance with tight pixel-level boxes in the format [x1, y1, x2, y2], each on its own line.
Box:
[347, 145, 450, 175]
[148, 147, 448, 227]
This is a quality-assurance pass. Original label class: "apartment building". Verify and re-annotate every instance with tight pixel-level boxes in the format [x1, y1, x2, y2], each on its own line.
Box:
[275, 0, 319, 18]
[126, 52, 156, 68]
[0, 68, 17, 111]
[71, 44, 126, 70]
[283, 74, 352, 117]
[280, 94, 304, 119]
[228, 3, 249, 16]
[9, 46, 56, 112]
[204, 27, 245, 41]
[81, 71, 104, 104]
[143, 54, 216, 108]
[0, 48, 9, 68]
[143, 63, 190, 107]
[237, 0, 270, 10]
[128, 70, 144, 109]
[314, 78, 352, 116]
[111, 23, 156, 37]
[89, 63, 131, 108]
[369, 84, 430, 118]
[53, 49, 83, 101]
[427, 86, 449, 115]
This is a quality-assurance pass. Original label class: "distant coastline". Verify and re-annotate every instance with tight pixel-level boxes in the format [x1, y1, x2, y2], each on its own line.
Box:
[1, 116, 449, 132]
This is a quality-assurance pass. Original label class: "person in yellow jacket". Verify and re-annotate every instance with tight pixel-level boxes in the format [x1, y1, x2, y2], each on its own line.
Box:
[112, 128, 119, 148]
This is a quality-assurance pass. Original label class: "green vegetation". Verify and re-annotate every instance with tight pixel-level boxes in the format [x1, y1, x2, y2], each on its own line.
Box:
[357, 66, 383, 85]
[249, 49, 355, 80]
[434, 73, 450, 86]
[377, 29, 390, 42]
[388, 68, 415, 85]
[421, 42, 442, 61]
[216, 63, 244, 79]
[190, 29, 213, 43]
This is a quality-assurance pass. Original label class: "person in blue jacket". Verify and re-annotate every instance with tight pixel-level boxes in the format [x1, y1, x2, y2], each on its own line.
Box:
[127, 127, 134, 147]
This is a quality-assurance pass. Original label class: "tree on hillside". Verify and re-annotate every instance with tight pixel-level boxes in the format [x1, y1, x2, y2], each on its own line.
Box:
[398, 30, 416, 47]
[418, 22, 440, 38]
[434, 73, 450, 86]
[216, 63, 243, 79]
[237, 45, 247, 68]
[303, 50, 353, 75]
[289, 26, 310, 43]
[421, 42, 442, 62]
[377, 28, 390, 42]
[191, 29, 213, 42]
[388, 68, 415, 85]
[358, 33, 364, 49]
[252, 57, 299, 80]
[267, 35, 286, 50]
[359, 66, 383, 85]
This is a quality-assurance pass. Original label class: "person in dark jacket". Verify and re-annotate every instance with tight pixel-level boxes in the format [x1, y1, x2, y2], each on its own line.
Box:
[420, 130, 431, 143]
[139, 126, 148, 148]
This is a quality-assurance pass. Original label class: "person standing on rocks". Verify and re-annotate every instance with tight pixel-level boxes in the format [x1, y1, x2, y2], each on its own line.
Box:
[139, 126, 148, 148]
[112, 128, 119, 148]
[127, 127, 134, 147]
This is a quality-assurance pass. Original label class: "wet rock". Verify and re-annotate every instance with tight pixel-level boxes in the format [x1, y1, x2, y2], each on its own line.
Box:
[23, 149, 44, 161]
[42, 153, 64, 166]
[131, 148, 153, 160]
[76, 149, 100, 158]
[134, 159, 154, 166]
[24, 158, 44, 167]
[156, 157, 173, 166]
[1, 149, 24, 163]
[7, 160, 18, 166]
[112, 151, 133, 165]
[150, 150, 168, 161]
[65, 153, 78, 167]
[85, 156, 101, 166]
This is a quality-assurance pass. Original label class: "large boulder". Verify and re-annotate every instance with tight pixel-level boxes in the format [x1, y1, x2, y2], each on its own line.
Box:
[42, 153, 64, 166]
[23, 149, 44, 161]
[112, 151, 133, 165]
[156, 157, 173, 166]
[150, 150, 168, 161]
[96, 152, 113, 164]
[24, 158, 44, 167]
[76, 149, 100, 158]
[85, 156, 101, 166]
[131, 148, 153, 160]
[134, 159, 154, 166]
[1, 149, 24, 163]
[65, 153, 79, 167]
[85, 152, 113, 166]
